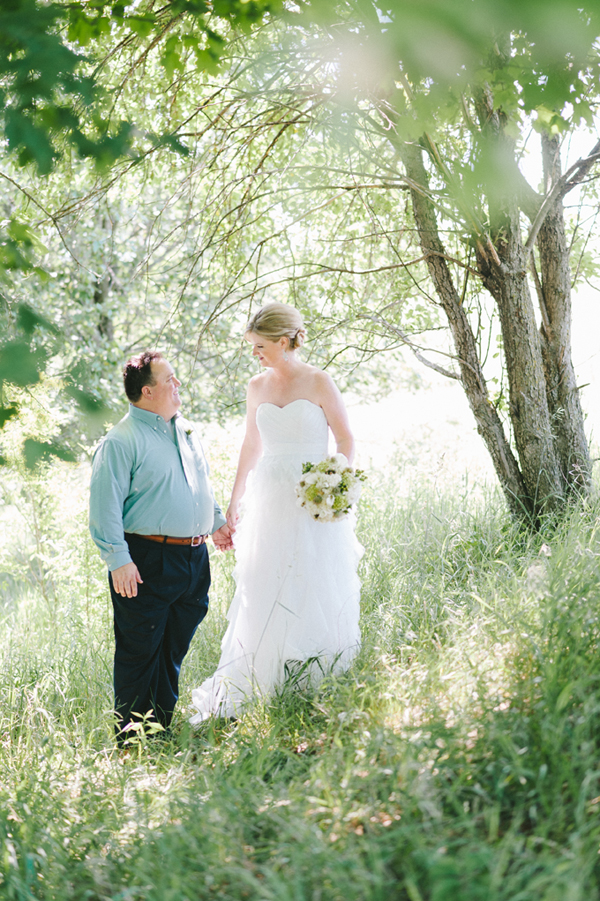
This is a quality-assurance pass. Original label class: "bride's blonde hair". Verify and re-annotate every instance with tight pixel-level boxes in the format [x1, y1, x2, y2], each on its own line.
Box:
[245, 302, 306, 350]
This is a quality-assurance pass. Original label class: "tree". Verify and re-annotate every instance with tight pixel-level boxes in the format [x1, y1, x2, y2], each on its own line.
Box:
[209, 0, 600, 521]
[2, 0, 600, 525]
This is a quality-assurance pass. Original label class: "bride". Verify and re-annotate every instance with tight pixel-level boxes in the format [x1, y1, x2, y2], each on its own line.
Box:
[189, 302, 363, 723]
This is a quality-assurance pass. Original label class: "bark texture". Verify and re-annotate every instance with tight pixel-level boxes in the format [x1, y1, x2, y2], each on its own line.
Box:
[472, 94, 565, 513]
[473, 189, 565, 512]
[400, 141, 531, 518]
[536, 132, 591, 494]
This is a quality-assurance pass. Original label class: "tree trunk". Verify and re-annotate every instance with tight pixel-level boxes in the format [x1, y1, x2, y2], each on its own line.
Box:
[400, 141, 532, 518]
[93, 272, 114, 341]
[536, 132, 591, 494]
[474, 196, 565, 513]
[471, 95, 566, 515]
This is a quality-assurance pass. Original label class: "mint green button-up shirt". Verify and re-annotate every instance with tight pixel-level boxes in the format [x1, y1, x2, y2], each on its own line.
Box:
[89, 405, 226, 571]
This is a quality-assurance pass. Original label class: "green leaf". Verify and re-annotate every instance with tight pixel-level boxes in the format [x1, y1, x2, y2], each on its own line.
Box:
[572, 99, 594, 126]
[16, 304, 58, 337]
[125, 14, 156, 37]
[67, 11, 97, 45]
[0, 219, 48, 276]
[181, 34, 200, 50]
[110, 2, 126, 20]
[532, 105, 568, 135]
[7, 220, 47, 256]
[170, 0, 209, 12]
[64, 385, 109, 415]
[0, 403, 19, 430]
[150, 133, 190, 156]
[194, 48, 222, 75]
[0, 341, 46, 387]
[555, 681, 576, 712]
[5, 111, 55, 175]
[161, 35, 184, 79]
[71, 120, 134, 169]
[23, 438, 76, 470]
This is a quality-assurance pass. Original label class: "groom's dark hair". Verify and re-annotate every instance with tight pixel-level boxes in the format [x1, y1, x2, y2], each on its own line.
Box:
[123, 350, 163, 402]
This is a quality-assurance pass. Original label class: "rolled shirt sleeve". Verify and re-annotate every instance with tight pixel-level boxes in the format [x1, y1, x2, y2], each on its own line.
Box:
[212, 501, 227, 533]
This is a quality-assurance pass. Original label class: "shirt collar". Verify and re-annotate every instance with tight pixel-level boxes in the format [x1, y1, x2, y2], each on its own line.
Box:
[128, 404, 176, 427]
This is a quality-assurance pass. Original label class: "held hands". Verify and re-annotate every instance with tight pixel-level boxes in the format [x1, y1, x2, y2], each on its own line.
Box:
[111, 562, 143, 598]
[212, 524, 234, 552]
[214, 500, 239, 551]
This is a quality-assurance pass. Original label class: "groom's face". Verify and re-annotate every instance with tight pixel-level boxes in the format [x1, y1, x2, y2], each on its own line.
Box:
[142, 359, 182, 421]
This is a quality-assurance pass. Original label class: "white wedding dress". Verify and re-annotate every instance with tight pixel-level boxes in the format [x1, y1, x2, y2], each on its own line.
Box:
[189, 399, 363, 723]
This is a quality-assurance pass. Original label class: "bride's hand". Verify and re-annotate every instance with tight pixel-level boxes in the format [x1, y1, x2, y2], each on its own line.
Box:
[226, 501, 240, 532]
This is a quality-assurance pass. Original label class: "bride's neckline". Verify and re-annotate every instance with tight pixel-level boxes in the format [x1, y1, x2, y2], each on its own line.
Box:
[258, 398, 322, 411]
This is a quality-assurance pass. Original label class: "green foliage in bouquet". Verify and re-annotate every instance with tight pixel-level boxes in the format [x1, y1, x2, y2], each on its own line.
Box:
[297, 454, 366, 522]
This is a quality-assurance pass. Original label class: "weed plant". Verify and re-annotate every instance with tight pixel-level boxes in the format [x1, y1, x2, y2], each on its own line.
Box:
[1, 456, 600, 899]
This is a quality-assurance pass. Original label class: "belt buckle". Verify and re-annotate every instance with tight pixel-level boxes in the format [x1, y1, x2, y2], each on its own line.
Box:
[191, 535, 202, 547]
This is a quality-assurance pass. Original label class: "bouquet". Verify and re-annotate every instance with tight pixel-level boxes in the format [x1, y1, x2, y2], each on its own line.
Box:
[295, 453, 366, 522]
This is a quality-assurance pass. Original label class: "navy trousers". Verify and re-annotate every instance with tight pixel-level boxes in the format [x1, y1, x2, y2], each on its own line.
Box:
[109, 533, 210, 742]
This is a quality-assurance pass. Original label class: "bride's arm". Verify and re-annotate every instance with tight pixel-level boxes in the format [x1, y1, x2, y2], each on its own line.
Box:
[316, 372, 355, 465]
[226, 385, 263, 530]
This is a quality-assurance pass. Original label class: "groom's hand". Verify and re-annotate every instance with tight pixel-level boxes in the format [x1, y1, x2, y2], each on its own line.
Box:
[111, 562, 144, 598]
[212, 524, 234, 551]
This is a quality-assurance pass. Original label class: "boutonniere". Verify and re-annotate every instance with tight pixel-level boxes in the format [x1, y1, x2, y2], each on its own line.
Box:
[185, 428, 192, 436]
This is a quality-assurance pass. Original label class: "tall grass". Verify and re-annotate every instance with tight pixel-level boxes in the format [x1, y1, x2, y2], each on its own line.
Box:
[1, 457, 600, 900]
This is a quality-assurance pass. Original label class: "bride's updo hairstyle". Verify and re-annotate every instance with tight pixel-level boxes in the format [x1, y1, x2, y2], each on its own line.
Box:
[246, 302, 306, 350]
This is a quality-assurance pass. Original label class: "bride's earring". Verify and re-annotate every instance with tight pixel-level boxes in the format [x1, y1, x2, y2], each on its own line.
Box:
[283, 350, 289, 362]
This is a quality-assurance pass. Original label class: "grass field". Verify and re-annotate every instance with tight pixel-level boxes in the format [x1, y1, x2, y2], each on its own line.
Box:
[1, 456, 600, 900]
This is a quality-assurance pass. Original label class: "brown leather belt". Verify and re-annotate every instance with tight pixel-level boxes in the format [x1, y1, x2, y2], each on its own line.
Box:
[140, 534, 207, 546]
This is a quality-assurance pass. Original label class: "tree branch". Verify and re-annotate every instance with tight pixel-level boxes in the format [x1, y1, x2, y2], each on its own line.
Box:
[313, 253, 480, 278]
[528, 254, 550, 335]
[514, 167, 543, 222]
[524, 140, 600, 254]
[0, 171, 91, 272]
[357, 313, 462, 380]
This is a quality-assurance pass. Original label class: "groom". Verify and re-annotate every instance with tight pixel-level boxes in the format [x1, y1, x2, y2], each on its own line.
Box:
[89, 350, 233, 744]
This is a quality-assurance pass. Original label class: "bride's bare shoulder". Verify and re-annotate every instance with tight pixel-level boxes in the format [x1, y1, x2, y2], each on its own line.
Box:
[301, 363, 329, 380]
[296, 366, 336, 406]
[248, 372, 269, 390]
[308, 367, 335, 389]
[247, 371, 272, 402]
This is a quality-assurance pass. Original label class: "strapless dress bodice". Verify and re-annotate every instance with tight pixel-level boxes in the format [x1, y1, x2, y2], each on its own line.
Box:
[257, 399, 329, 457]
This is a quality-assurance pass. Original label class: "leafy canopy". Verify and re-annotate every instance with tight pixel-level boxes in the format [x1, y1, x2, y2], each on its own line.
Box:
[293, 0, 600, 131]
[0, 0, 283, 174]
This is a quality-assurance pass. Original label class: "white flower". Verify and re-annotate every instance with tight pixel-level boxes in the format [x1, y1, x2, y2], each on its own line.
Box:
[295, 455, 366, 523]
